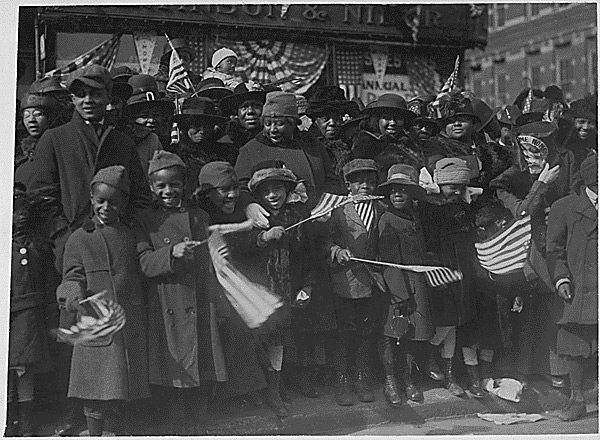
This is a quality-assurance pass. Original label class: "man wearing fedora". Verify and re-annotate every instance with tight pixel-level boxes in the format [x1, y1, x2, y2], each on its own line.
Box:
[496, 104, 522, 149]
[123, 74, 175, 178]
[172, 96, 229, 198]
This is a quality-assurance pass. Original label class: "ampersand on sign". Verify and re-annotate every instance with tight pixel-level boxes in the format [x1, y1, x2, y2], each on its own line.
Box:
[303, 5, 327, 21]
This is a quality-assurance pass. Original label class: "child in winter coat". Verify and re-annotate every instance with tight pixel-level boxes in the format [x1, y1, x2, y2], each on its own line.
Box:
[244, 160, 316, 417]
[376, 164, 435, 406]
[56, 166, 150, 436]
[202, 47, 243, 90]
[7, 184, 54, 436]
[135, 151, 227, 435]
[324, 158, 387, 407]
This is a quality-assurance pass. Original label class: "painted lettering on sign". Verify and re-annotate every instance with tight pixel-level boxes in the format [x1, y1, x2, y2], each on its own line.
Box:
[361, 73, 412, 104]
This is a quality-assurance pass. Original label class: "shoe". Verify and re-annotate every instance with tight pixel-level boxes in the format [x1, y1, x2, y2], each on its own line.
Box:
[425, 347, 445, 382]
[559, 400, 586, 422]
[546, 374, 566, 388]
[266, 370, 289, 417]
[18, 401, 34, 437]
[403, 353, 423, 402]
[441, 358, 465, 397]
[383, 375, 403, 407]
[334, 373, 354, 406]
[354, 369, 375, 402]
[298, 368, 319, 398]
[466, 365, 485, 398]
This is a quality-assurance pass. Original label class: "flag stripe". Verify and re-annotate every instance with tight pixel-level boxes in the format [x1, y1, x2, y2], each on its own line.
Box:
[166, 44, 194, 95]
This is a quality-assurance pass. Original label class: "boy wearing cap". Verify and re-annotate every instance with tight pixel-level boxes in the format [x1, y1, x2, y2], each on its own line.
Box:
[546, 154, 598, 422]
[57, 165, 150, 436]
[324, 158, 386, 406]
[202, 47, 242, 90]
[135, 151, 226, 434]
[376, 164, 434, 406]
[244, 161, 316, 417]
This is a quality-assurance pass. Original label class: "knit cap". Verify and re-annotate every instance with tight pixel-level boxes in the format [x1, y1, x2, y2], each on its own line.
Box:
[91, 165, 130, 195]
[433, 158, 471, 186]
[198, 161, 238, 192]
[147, 150, 187, 177]
[212, 48, 238, 69]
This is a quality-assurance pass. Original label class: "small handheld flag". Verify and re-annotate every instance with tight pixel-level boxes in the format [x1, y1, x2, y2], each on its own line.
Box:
[165, 34, 195, 95]
[475, 216, 531, 275]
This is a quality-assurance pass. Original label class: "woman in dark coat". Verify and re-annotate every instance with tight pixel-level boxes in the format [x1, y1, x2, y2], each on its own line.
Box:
[490, 121, 578, 388]
[546, 155, 598, 422]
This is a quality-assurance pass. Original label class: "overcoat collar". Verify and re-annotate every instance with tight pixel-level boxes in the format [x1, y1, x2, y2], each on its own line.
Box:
[575, 191, 598, 236]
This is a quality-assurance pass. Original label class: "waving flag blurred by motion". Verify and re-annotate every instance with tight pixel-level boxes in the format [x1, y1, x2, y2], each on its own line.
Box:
[166, 42, 194, 95]
[431, 55, 460, 117]
[44, 33, 121, 83]
[475, 216, 532, 275]
[208, 230, 282, 329]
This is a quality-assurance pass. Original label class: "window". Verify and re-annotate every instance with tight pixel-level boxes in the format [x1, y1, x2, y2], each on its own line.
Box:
[559, 58, 574, 98]
[531, 4, 540, 16]
[588, 45, 597, 94]
[496, 73, 508, 105]
[530, 65, 542, 89]
[496, 4, 506, 27]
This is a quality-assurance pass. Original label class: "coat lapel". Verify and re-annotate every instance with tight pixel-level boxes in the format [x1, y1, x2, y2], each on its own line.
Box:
[345, 203, 367, 232]
[575, 192, 598, 237]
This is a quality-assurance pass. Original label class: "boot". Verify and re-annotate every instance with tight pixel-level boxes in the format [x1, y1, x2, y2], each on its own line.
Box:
[265, 370, 289, 417]
[5, 402, 18, 437]
[383, 375, 403, 407]
[441, 358, 465, 397]
[297, 368, 319, 398]
[466, 365, 485, 398]
[354, 370, 374, 402]
[559, 399, 587, 422]
[403, 353, 423, 402]
[18, 401, 34, 437]
[479, 360, 494, 389]
[425, 345, 445, 382]
[86, 416, 104, 437]
[334, 373, 354, 406]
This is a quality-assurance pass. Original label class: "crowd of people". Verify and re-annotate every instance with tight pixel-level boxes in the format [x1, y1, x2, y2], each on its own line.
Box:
[10, 39, 598, 436]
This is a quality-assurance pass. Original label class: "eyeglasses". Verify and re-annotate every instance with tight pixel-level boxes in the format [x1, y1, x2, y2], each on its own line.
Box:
[23, 109, 46, 119]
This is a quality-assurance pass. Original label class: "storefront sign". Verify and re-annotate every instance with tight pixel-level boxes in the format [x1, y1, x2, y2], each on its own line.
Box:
[361, 73, 412, 104]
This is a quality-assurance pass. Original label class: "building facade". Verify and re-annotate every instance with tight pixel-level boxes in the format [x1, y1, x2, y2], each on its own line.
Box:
[465, 3, 597, 106]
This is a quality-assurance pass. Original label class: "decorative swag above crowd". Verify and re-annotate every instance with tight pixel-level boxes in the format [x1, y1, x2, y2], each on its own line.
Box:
[9, 37, 597, 436]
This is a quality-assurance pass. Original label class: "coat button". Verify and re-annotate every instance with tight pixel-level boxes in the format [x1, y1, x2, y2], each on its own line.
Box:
[20, 259, 28, 266]
[183, 237, 190, 242]
[179, 207, 185, 213]
[166, 309, 174, 315]
[186, 307, 196, 315]
[164, 238, 170, 244]
[19, 248, 27, 255]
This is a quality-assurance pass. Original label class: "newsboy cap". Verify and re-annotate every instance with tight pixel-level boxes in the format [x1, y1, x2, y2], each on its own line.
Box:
[198, 161, 238, 192]
[66, 64, 113, 94]
[90, 165, 130, 195]
[343, 158, 378, 180]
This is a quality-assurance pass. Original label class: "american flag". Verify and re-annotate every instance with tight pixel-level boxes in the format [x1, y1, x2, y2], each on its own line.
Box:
[44, 33, 121, 83]
[431, 55, 460, 115]
[350, 257, 463, 288]
[475, 216, 532, 275]
[166, 42, 194, 95]
[208, 230, 282, 329]
[522, 89, 534, 113]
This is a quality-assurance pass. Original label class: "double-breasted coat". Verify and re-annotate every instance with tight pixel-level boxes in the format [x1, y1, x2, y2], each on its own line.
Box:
[136, 205, 227, 388]
[58, 218, 150, 401]
[378, 207, 434, 341]
[546, 191, 598, 326]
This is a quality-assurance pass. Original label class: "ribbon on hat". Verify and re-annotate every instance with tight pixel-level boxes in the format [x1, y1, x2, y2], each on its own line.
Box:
[517, 134, 548, 155]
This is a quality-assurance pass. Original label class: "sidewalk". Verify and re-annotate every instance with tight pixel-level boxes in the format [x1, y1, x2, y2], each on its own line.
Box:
[29, 372, 598, 436]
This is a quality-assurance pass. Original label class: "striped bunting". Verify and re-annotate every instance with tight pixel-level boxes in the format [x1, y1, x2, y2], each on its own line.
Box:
[166, 46, 194, 95]
[350, 257, 463, 288]
[44, 34, 121, 83]
[475, 216, 531, 275]
[208, 230, 282, 329]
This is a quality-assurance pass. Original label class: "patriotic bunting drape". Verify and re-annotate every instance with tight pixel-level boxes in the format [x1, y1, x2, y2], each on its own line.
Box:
[44, 33, 121, 83]
[209, 39, 327, 93]
[335, 47, 363, 101]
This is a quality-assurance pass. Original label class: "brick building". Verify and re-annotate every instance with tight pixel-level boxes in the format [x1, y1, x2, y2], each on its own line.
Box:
[465, 3, 597, 106]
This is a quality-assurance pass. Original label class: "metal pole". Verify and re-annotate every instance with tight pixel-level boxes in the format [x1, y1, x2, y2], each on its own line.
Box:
[34, 8, 41, 79]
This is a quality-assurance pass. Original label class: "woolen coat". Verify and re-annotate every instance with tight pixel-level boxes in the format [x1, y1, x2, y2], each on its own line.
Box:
[27, 111, 153, 271]
[378, 207, 434, 341]
[325, 201, 387, 299]
[136, 205, 228, 388]
[58, 218, 150, 401]
[546, 191, 598, 325]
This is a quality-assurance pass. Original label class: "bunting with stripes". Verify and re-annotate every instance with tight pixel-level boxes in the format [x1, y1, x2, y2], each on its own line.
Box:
[475, 216, 532, 275]
[44, 33, 121, 83]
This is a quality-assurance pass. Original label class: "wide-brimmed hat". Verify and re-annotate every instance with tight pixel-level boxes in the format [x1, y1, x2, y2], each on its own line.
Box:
[407, 95, 439, 129]
[262, 91, 299, 121]
[378, 163, 425, 197]
[339, 114, 369, 143]
[66, 64, 113, 94]
[513, 88, 544, 110]
[567, 94, 597, 121]
[28, 76, 69, 95]
[126, 74, 174, 115]
[472, 98, 501, 132]
[306, 86, 360, 119]
[496, 105, 522, 126]
[161, 38, 195, 65]
[363, 94, 416, 123]
[439, 92, 481, 123]
[219, 83, 268, 116]
[195, 78, 233, 101]
[343, 158, 378, 181]
[248, 166, 300, 193]
[173, 96, 227, 124]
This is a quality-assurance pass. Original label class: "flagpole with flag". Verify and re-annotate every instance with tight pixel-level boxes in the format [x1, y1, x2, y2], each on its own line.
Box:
[164, 33, 197, 96]
[431, 55, 460, 118]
